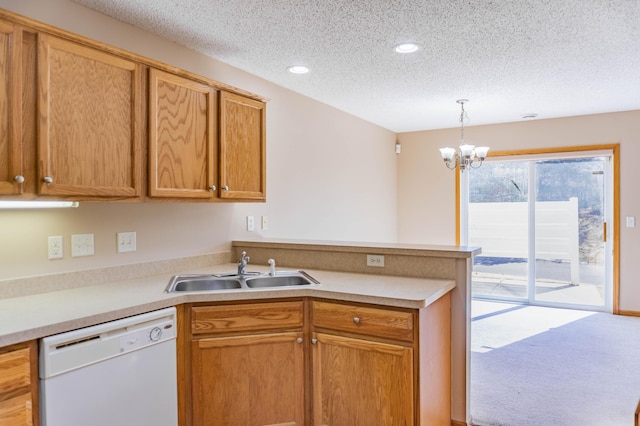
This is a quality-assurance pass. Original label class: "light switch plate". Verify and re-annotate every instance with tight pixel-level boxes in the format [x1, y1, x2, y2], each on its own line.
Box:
[626, 216, 636, 228]
[117, 232, 136, 253]
[71, 234, 94, 257]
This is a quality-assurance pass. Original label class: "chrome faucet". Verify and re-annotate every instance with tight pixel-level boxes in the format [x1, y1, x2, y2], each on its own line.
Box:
[237, 251, 250, 275]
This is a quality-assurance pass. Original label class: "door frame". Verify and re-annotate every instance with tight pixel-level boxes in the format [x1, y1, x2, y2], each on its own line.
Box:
[456, 144, 620, 313]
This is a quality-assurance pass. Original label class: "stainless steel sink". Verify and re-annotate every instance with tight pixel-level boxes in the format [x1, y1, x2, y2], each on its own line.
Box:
[245, 272, 318, 288]
[172, 278, 242, 292]
[165, 271, 319, 292]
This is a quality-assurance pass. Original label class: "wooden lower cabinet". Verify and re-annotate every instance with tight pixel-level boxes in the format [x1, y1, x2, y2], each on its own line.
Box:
[311, 332, 414, 425]
[186, 301, 306, 426]
[311, 296, 451, 426]
[0, 341, 38, 426]
[192, 332, 305, 426]
[182, 294, 451, 426]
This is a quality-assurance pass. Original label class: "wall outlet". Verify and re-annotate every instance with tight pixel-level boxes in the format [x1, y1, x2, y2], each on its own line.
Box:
[626, 216, 636, 228]
[71, 234, 94, 257]
[247, 216, 255, 231]
[48, 236, 63, 259]
[366, 254, 385, 267]
[117, 232, 136, 253]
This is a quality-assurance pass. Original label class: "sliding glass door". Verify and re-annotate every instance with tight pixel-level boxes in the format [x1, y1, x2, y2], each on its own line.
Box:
[468, 153, 612, 311]
[468, 160, 530, 300]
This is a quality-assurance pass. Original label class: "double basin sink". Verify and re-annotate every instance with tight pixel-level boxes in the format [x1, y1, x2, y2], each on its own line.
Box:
[165, 270, 320, 293]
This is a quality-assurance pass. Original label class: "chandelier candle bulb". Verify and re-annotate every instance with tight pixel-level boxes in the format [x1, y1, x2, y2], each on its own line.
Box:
[459, 144, 475, 158]
[439, 147, 455, 161]
[475, 146, 490, 160]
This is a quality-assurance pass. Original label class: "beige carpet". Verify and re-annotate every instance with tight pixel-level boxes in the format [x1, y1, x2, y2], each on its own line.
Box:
[470, 301, 640, 426]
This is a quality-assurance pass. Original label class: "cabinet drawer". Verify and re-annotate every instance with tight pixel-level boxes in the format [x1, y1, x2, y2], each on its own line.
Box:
[192, 301, 304, 335]
[312, 301, 414, 342]
[0, 348, 30, 397]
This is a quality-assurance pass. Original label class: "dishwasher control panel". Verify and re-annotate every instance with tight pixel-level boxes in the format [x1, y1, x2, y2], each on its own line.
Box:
[119, 321, 175, 352]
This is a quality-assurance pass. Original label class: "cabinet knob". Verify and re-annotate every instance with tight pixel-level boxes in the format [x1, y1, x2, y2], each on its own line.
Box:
[353, 317, 361, 325]
[43, 176, 53, 184]
[222, 185, 229, 191]
[209, 185, 217, 191]
[311, 338, 318, 345]
[296, 337, 303, 344]
[14, 175, 25, 184]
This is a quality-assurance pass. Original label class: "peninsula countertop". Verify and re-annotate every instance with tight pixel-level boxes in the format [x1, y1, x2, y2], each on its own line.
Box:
[0, 263, 455, 347]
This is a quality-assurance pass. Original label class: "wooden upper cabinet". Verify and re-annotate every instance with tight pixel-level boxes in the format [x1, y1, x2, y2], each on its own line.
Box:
[0, 20, 23, 195]
[37, 34, 143, 197]
[219, 91, 266, 201]
[149, 69, 217, 198]
[0, 10, 267, 203]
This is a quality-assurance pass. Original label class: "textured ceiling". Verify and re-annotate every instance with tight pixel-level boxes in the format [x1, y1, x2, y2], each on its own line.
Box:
[72, 0, 640, 132]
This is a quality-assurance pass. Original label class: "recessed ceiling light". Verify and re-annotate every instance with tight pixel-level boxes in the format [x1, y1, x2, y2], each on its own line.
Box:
[521, 113, 538, 119]
[394, 42, 420, 54]
[287, 65, 310, 74]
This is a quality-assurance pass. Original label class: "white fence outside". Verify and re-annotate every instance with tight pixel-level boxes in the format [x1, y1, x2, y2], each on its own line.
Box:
[469, 198, 580, 284]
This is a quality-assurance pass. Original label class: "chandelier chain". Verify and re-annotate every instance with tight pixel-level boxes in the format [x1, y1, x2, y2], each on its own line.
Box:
[459, 102, 465, 143]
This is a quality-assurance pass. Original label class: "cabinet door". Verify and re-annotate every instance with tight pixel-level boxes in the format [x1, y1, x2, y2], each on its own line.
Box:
[0, 20, 22, 195]
[0, 343, 37, 426]
[192, 331, 304, 426]
[219, 91, 266, 200]
[37, 34, 142, 197]
[0, 394, 32, 426]
[312, 332, 414, 426]
[149, 68, 217, 198]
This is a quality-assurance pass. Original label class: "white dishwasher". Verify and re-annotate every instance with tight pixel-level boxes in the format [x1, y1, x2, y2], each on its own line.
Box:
[39, 307, 178, 426]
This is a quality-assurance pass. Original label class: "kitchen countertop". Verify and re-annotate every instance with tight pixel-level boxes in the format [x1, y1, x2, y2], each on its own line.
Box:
[0, 263, 455, 347]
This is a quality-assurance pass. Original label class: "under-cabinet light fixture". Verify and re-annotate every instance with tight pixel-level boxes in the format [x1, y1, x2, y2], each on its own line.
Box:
[0, 201, 79, 209]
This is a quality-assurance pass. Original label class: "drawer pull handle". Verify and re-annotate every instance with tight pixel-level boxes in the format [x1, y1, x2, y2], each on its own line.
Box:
[311, 338, 318, 345]
[353, 317, 361, 325]
[296, 337, 303, 344]
[44, 176, 53, 184]
[209, 185, 216, 191]
[14, 175, 25, 184]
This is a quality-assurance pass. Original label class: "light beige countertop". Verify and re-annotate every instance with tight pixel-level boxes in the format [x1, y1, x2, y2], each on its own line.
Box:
[0, 263, 454, 347]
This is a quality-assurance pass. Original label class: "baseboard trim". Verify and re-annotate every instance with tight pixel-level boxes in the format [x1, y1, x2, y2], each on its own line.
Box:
[618, 310, 640, 317]
[451, 420, 467, 426]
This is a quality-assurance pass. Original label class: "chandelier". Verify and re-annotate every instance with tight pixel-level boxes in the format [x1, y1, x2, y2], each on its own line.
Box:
[439, 99, 489, 171]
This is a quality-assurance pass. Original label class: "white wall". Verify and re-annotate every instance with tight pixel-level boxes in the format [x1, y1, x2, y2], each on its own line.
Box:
[397, 111, 640, 311]
[0, 0, 397, 280]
